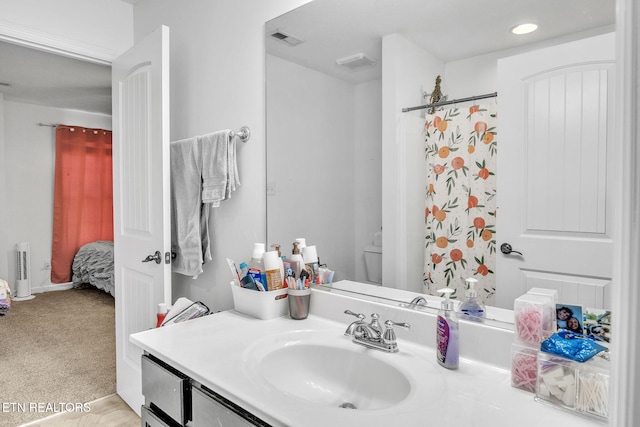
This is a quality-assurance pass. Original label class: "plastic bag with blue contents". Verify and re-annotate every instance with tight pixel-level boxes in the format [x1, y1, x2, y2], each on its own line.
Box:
[540, 331, 607, 362]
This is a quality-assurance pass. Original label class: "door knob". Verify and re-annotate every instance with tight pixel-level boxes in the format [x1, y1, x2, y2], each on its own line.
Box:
[500, 243, 523, 256]
[142, 251, 162, 264]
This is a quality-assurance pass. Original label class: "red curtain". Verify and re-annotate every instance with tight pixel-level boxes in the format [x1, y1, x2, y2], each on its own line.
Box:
[51, 125, 113, 283]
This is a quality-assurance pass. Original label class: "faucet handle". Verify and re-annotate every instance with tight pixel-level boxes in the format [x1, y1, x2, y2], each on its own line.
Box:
[344, 310, 366, 337]
[385, 320, 410, 331]
[369, 313, 382, 333]
[382, 320, 411, 346]
[344, 309, 365, 321]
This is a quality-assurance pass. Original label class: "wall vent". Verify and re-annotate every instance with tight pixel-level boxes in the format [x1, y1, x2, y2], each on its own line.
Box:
[268, 30, 304, 47]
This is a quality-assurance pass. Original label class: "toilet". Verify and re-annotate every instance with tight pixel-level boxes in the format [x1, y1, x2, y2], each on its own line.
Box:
[364, 245, 382, 284]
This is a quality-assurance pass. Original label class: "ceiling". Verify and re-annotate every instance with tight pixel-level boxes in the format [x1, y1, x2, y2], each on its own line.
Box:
[0, 40, 112, 115]
[266, 0, 616, 84]
[0, 0, 616, 114]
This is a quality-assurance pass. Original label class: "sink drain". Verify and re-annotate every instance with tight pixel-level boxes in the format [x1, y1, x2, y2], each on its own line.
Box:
[339, 402, 357, 409]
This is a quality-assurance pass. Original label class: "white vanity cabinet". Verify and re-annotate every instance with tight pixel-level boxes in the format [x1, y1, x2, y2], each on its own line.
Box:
[141, 354, 191, 426]
[140, 353, 271, 427]
[191, 384, 272, 426]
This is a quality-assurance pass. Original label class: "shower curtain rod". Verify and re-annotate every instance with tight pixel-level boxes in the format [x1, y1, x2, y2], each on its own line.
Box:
[401, 91, 497, 113]
[37, 123, 112, 133]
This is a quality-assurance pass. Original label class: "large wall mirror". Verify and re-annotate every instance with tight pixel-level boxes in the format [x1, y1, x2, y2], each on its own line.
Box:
[265, 0, 615, 319]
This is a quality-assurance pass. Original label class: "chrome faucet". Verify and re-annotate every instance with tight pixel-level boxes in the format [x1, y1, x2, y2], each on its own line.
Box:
[344, 310, 410, 353]
[399, 296, 429, 309]
[409, 296, 427, 306]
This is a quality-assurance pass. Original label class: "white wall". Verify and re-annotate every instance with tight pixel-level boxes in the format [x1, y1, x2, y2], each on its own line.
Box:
[0, 0, 133, 62]
[132, 0, 312, 311]
[266, 54, 356, 280]
[266, 54, 382, 284]
[0, 95, 6, 284]
[381, 33, 444, 292]
[353, 79, 382, 283]
[0, 100, 111, 293]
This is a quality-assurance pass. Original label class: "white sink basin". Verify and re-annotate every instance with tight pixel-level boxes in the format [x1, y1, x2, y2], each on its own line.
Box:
[242, 329, 442, 413]
[260, 342, 411, 410]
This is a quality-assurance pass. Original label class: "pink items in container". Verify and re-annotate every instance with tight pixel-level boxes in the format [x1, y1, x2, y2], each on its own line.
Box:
[514, 293, 555, 346]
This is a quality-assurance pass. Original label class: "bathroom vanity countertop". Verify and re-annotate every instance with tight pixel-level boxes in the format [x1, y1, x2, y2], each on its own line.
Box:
[130, 311, 602, 427]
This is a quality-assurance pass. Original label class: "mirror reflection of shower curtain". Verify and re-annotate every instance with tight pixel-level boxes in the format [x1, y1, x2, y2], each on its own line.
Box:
[423, 104, 497, 305]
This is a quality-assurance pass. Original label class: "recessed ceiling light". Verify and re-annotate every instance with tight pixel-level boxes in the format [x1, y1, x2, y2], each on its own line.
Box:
[511, 23, 538, 35]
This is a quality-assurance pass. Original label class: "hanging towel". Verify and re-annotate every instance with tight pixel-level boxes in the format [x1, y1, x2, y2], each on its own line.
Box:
[170, 137, 210, 278]
[199, 130, 240, 206]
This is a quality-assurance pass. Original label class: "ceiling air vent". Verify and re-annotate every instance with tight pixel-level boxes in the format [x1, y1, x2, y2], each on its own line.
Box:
[335, 53, 376, 70]
[268, 30, 304, 47]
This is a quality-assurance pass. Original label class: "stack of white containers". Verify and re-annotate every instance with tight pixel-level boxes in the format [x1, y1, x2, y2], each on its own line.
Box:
[510, 288, 611, 421]
[510, 288, 557, 393]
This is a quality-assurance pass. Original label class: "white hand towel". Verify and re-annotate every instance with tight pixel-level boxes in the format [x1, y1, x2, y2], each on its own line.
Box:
[200, 130, 240, 206]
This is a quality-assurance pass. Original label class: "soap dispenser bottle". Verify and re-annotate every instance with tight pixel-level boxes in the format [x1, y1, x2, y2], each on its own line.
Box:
[458, 277, 486, 321]
[289, 241, 305, 278]
[436, 288, 459, 369]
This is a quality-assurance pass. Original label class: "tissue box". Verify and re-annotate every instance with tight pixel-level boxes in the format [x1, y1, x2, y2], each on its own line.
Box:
[536, 351, 610, 420]
[230, 282, 289, 320]
[514, 293, 555, 345]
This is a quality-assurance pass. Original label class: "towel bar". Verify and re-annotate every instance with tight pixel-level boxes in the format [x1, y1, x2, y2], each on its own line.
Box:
[230, 126, 250, 143]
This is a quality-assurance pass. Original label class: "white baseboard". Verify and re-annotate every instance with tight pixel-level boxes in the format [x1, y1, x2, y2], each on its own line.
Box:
[32, 282, 73, 294]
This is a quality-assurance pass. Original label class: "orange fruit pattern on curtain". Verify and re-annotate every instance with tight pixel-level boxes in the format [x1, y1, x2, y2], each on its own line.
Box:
[51, 125, 113, 284]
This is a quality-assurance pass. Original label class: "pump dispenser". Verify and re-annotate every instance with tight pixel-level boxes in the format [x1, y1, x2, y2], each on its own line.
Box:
[458, 277, 485, 321]
[289, 242, 304, 278]
[436, 288, 459, 369]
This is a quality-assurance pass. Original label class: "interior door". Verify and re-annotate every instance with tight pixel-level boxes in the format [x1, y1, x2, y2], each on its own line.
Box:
[112, 25, 171, 413]
[496, 33, 615, 309]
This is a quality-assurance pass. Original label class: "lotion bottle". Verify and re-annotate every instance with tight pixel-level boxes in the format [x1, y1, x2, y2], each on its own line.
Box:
[263, 250, 283, 291]
[247, 243, 266, 290]
[436, 288, 459, 369]
[458, 277, 486, 321]
[271, 244, 285, 283]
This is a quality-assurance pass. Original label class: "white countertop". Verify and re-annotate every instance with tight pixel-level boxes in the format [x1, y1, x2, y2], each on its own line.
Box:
[130, 310, 602, 427]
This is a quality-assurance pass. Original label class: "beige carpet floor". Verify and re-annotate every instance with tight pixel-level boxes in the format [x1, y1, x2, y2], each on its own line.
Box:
[0, 288, 116, 427]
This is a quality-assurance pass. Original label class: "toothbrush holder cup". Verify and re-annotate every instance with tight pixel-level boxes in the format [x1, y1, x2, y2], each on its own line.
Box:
[288, 288, 311, 320]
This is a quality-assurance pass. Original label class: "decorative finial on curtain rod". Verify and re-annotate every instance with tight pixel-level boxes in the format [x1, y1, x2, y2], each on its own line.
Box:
[429, 75, 443, 114]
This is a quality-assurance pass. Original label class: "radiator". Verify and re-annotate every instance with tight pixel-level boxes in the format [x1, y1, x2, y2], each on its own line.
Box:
[14, 241, 34, 300]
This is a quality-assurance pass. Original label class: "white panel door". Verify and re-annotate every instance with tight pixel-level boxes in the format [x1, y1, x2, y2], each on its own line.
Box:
[112, 25, 171, 413]
[496, 33, 615, 309]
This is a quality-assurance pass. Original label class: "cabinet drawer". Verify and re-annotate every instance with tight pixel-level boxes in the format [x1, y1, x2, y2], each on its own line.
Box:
[191, 385, 271, 427]
[141, 355, 190, 425]
[141, 405, 179, 427]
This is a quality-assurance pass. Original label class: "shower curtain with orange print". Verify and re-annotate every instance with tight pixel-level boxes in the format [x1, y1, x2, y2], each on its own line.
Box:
[423, 104, 497, 304]
[51, 126, 113, 283]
